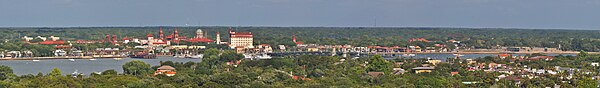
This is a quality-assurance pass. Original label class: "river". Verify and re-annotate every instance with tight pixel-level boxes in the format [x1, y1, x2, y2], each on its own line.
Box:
[0, 54, 575, 75]
[0, 57, 200, 75]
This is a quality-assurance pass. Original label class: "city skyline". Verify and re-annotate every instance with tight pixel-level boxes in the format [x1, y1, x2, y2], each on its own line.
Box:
[2, 0, 600, 30]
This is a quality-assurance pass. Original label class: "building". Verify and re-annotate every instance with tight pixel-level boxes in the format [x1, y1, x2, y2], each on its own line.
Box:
[146, 33, 169, 46]
[393, 68, 406, 75]
[195, 29, 204, 38]
[39, 40, 65, 45]
[22, 36, 33, 42]
[367, 72, 385, 77]
[185, 29, 214, 43]
[154, 65, 176, 76]
[412, 67, 435, 73]
[215, 32, 223, 44]
[229, 28, 254, 49]
[257, 44, 273, 53]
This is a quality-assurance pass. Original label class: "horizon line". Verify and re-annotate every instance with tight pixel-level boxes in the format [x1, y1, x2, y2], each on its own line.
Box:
[0, 25, 596, 30]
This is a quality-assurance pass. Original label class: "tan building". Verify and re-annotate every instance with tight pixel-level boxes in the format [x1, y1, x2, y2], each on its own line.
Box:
[154, 65, 176, 76]
[229, 30, 254, 49]
[413, 67, 435, 73]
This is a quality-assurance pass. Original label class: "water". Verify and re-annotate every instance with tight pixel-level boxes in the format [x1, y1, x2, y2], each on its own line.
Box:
[0, 54, 576, 75]
[0, 57, 200, 75]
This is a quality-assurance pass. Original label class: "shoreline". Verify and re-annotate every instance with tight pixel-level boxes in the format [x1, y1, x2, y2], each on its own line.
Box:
[370, 51, 595, 54]
[0, 56, 126, 61]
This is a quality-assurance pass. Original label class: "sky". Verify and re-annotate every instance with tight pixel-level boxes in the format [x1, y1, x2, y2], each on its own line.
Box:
[1, 0, 600, 29]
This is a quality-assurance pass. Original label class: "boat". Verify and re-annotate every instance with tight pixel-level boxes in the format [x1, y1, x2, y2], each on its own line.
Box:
[255, 54, 272, 59]
[71, 70, 81, 77]
[129, 53, 157, 59]
[89, 59, 97, 61]
[190, 54, 204, 59]
[32, 60, 40, 62]
[243, 54, 253, 59]
[174, 53, 186, 58]
[403, 54, 416, 57]
[113, 58, 123, 60]
[453, 54, 465, 57]
[68, 59, 75, 62]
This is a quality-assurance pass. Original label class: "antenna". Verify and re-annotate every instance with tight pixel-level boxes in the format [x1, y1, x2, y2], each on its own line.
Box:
[374, 18, 377, 27]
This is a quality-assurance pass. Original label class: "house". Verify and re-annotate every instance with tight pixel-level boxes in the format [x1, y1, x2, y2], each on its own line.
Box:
[427, 59, 442, 65]
[451, 71, 459, 76]
[496, 69, 514, 74]
[368, 72, 385, 77]
[592, 63, 599, 67]
[498, 54, 511, 59]
[412, 67, 435, 73]
[527, 56, 554, 61]
[307, 45, 319, 52]
[393, 68, 406, 75]
[292, 76, 311, 81]
[154, 65, 176, 76]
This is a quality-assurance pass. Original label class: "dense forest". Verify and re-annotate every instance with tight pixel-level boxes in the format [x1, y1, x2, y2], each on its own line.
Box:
[1, 49, 599, 87]
[1, 27, 599, 51]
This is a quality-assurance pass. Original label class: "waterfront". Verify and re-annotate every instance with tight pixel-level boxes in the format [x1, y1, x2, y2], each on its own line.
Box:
[0, 53, 576, 75]
[0, 57, 200, 75]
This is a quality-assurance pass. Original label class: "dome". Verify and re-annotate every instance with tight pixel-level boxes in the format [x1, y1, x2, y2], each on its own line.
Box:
[196, 29, 203, 33]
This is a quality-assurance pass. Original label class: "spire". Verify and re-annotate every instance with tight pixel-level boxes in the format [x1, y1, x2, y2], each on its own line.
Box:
[292, 34, 297, 43]
[106, 34, 110, 42]
[216, 31, 221, 44]
[228, 27, 233, 34]
[174, 28, 179, 41]
[159, 27, 164, 40]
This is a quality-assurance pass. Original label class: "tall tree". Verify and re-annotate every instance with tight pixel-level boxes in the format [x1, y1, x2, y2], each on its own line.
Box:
[122, 60, 152, 76]
[49, 68, 62, 77]
[0, 65, 13, 80]
[367, 55, 392, 73]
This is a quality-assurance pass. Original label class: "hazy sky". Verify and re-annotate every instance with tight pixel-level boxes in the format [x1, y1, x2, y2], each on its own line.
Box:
[1, 0, 600, 29]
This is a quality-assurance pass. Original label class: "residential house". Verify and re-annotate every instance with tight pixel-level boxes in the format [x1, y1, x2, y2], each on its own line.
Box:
[154, 65, 176, 76]
[368, 72, 385, 77]
[393, 68, 406, 75]
[413, 67, 435, 73]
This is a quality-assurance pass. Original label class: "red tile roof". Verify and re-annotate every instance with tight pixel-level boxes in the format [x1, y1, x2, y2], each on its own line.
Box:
[231, 32, 253, 38]
[185, 38, 214, 43]
[39, 40, 65, 45]
[147, 34, 153, 37]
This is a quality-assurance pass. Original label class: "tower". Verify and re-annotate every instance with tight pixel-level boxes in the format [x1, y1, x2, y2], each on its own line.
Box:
[292, 34, 297, 43]
[105, 34, 110, 42]
[112, 35, 117, 43]
[196, 29, 204, 38]
[174, 28, 179, 41]
[216, 32, 221, 44]
[159, 27, 164, 40]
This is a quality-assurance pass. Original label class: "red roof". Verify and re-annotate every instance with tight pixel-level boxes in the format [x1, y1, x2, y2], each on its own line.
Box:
[186, 38, 214, 43]
[451, 72, 459, 76]
[39, 40, 65, 45]
[498, 54, 510, 57]
[231, 32, 253, 38]
[166, 34, 174, 38]
[153, 41, 167, 44]
[122, 37, 131, 40]
[147, 34, 154, 37]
